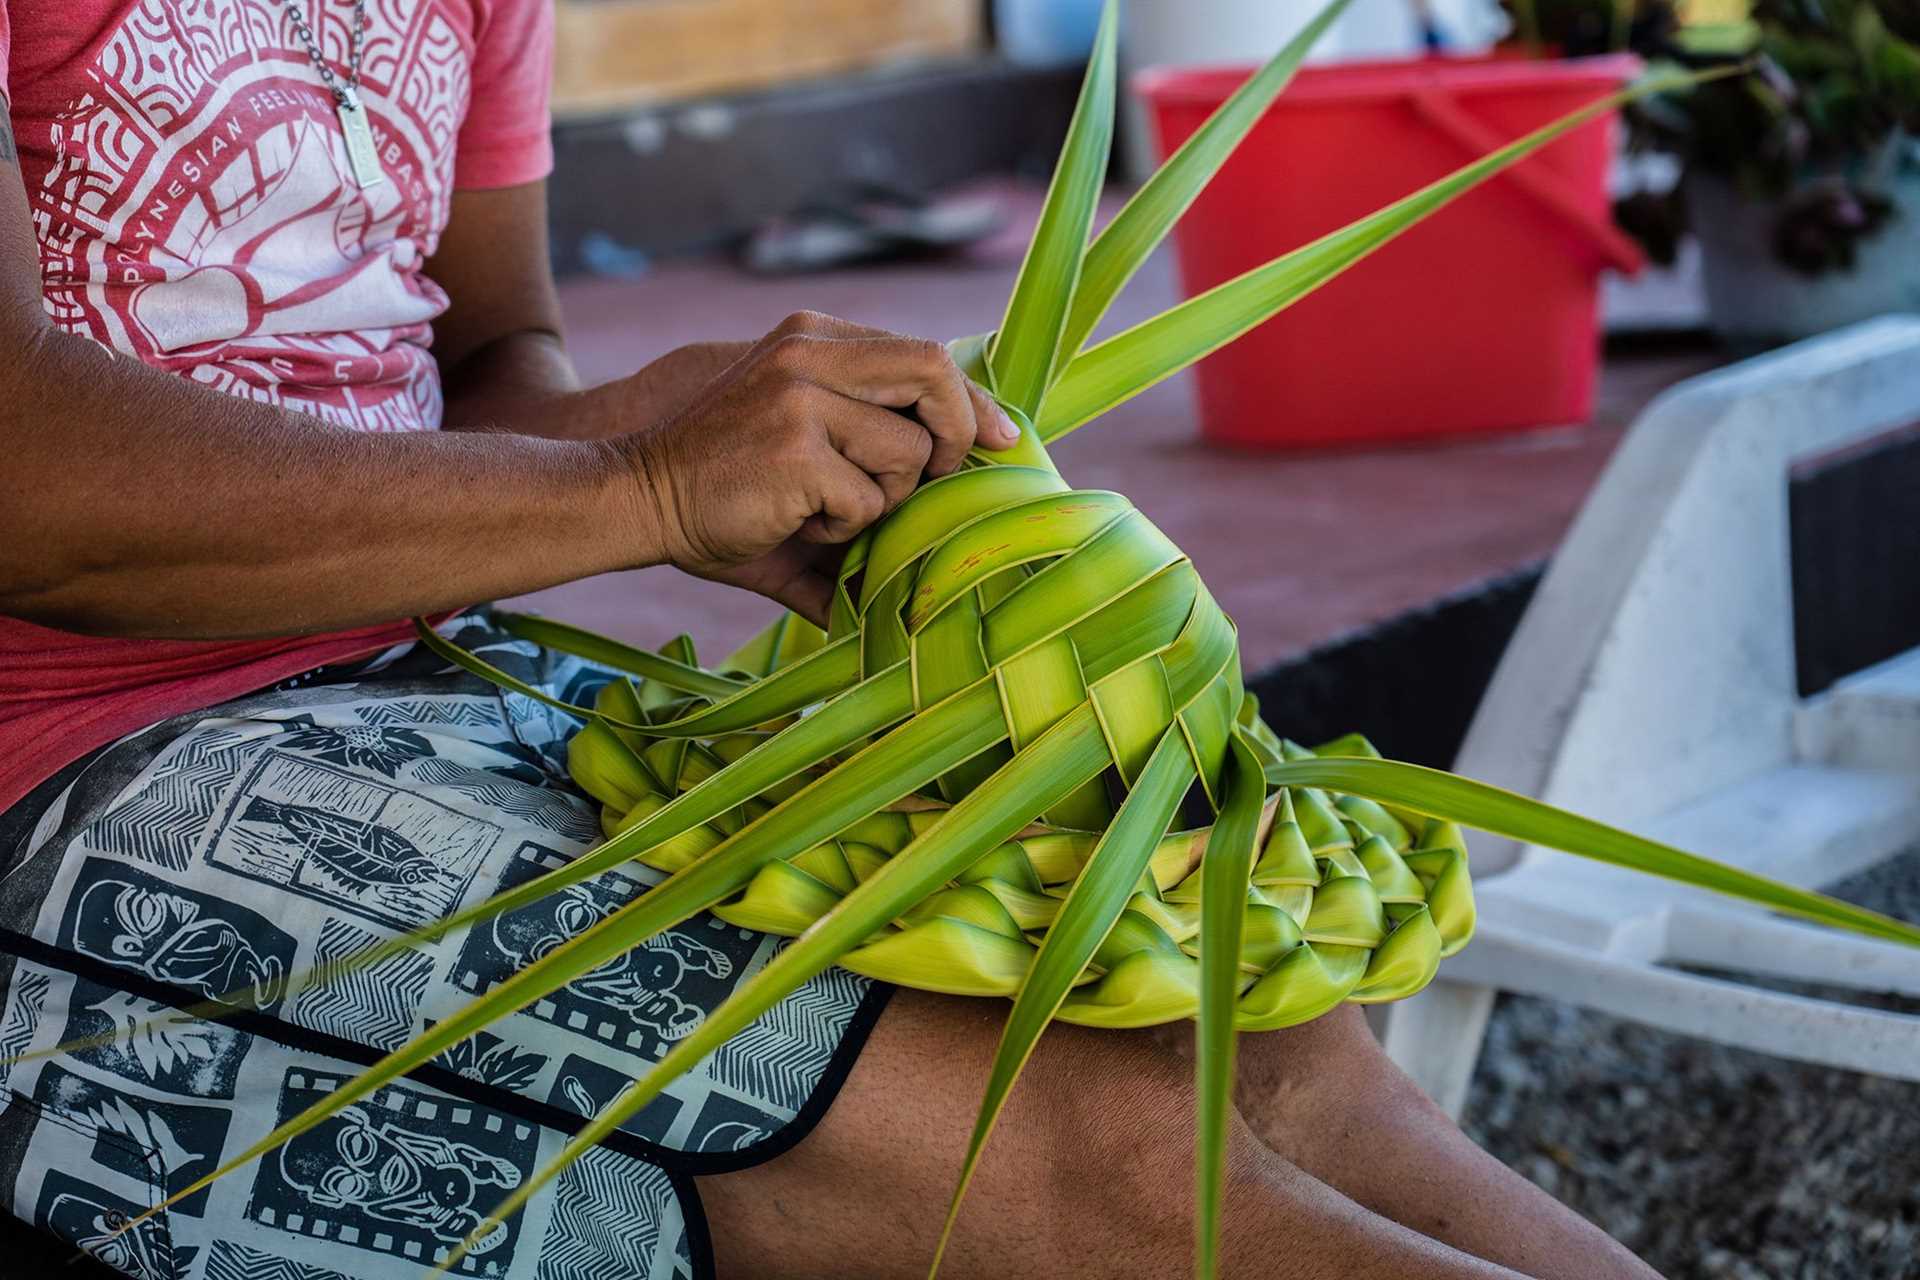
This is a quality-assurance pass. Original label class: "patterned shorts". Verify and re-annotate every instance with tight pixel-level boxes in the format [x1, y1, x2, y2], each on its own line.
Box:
[0, 613, 887, 1280]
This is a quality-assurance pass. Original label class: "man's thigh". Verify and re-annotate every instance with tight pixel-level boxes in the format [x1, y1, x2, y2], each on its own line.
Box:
[0, 628, 881, 1280]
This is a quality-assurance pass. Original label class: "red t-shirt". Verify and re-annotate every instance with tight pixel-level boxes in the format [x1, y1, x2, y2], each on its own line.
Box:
[0, 0, 555, 812]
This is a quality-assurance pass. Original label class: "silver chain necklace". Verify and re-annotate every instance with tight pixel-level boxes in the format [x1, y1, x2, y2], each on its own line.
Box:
[274, 0, 385, 189]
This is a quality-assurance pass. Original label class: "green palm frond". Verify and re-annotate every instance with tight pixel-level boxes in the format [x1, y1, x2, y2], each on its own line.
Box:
[987, 0, 1117, 413]
[1054, 0, 1356, 365]
[43, 9, 1907, 1278]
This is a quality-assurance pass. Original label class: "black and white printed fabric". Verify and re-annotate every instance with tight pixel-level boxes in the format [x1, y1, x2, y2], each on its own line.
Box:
[0, 613, 889, 1280]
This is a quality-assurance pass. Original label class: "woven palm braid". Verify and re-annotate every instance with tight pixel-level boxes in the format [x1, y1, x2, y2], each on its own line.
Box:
[541, 459, 1473, 1030]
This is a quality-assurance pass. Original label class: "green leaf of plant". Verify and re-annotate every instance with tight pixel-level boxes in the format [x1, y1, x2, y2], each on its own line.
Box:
[949, 331, 994, 387]
[500, 612, 746, 697]
[930, 726, 1197, 1277]
[858, 466, 1069, 614]
[722, 608, 825, 677]
[1194, 730, 1268, 1278]
[1055, 0, 1355, 364]
[433, 702, 1116, 1275]
[987, 0, 1118, 415]
[414, 616, 860, 737]
[1036, 68, 1730, 441]
[1265, 756, 1920, 948]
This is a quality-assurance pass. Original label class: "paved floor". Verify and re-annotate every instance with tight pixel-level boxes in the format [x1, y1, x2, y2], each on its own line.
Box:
[511, 184, 1725, 673]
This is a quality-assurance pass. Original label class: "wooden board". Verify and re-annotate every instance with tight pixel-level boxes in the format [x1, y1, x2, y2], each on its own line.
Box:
[553, 0, 983, 116]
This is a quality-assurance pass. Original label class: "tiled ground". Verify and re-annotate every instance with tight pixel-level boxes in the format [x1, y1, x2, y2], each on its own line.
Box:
[511, 185, 1724, 672]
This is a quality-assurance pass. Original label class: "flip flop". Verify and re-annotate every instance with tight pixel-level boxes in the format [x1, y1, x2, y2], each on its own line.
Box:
[741, 182, 1007, 275]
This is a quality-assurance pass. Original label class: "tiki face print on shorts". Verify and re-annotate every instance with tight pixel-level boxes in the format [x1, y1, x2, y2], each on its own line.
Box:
[249, 1068, 537, 1270]
[453, 842, 770, 1057]
[60, 859, 295, 1014]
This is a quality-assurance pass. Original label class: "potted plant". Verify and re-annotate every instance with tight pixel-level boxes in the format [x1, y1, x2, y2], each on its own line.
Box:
[1592, 0, 1920, 345]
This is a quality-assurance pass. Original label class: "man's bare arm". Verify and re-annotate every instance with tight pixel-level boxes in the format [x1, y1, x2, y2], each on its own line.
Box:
[428, 183, 747, 440]
[0, 113, 1016, 640]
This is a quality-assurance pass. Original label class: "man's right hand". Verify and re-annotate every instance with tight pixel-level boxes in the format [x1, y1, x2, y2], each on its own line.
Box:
[619, 312, 1022, 623]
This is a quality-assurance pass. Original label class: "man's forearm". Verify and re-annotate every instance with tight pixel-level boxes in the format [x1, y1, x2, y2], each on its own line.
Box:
[442, 334, 749, 440]
[1, 324, 655, 640]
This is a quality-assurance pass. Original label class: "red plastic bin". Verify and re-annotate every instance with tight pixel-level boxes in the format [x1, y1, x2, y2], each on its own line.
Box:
[1138, 54, 1642, 450]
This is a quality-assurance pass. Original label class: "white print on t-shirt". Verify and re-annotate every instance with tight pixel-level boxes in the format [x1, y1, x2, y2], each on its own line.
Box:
[28, 0, 477, 432]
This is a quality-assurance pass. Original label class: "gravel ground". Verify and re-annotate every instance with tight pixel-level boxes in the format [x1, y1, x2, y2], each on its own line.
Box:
[1461, 850, 1920, 1280]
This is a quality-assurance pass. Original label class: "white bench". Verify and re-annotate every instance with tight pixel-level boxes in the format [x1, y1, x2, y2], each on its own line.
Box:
[1376, 316, 1920, 1117]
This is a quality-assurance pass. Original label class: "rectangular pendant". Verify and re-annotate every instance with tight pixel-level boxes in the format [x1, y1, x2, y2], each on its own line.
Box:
[338, 99, 385, 189]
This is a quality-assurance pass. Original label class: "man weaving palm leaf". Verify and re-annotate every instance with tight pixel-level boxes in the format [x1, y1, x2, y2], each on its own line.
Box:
[0, 2, 1658, 1277]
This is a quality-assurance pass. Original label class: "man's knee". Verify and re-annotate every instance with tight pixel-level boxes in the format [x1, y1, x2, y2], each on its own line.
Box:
[702, 989, 1239, 1277]
[1232, 1005, 1447, 1160]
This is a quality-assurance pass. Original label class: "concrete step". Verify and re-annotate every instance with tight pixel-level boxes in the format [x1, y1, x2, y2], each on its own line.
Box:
[1797, 647, 1920, 773]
